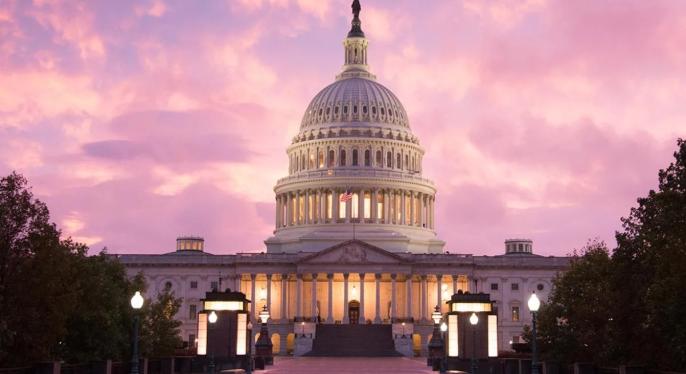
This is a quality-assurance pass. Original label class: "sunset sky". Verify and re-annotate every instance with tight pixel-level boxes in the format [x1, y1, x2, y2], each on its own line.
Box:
[1, 0, 684, 256]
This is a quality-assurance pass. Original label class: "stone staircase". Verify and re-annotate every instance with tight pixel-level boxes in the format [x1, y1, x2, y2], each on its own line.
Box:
[305, 324, 402, 357]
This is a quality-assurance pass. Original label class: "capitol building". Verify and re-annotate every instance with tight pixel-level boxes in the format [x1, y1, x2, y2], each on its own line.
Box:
[119, 2, 569, 357]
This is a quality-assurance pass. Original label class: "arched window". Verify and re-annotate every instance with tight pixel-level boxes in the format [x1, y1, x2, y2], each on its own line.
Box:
[352, 149, 358, 166]
[405, 155, 409, 170]
[343, 106, 348, 114]
[309, 152, 315, 169]
[386, 151, 392, 167]
[396, 153, 401, 169]
[340, 150, 347, 166]
[380, 107, 385, 115]
[328, 150, 335, 167]
[353, 105, 358, 114]
[363, 106, 368, 114]
[376, 150, 382, 167]
[364, 150, 371, 166]
[301, 154, 306, 170]
[372, 106, 377, 115]
[326, 107, 330, 115]
[318, 151, 324, 168]
[164, 281, 172, 290]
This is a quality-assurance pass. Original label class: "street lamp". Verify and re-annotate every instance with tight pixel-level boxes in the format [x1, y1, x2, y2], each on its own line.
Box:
[208, 311, 217, 374]
[130, 291, 144, 374]
[401, 322, 406, 338]
[428, 306, 445, 369]
[439, 322, 448, 374]
[255, 305, 273, 367]
[469, 312, 478, 374]
[528, 292, 541, 374]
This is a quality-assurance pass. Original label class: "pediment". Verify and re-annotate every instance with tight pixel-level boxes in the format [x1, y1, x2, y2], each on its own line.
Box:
[299, 240, 406, 265]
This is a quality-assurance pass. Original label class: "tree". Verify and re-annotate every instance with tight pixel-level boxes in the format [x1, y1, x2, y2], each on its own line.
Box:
[612, 138, 686, 369]
[530, 241, 616, 364]
[139, 287, 183, 358]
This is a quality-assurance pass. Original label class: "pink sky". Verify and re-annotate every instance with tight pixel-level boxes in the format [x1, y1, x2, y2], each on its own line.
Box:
[0, 0, 684, 256]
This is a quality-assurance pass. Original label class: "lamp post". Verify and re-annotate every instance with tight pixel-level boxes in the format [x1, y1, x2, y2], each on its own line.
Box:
[401, 322, 406, 338]
[255, 305, 273, 367]
[528, 292, 541, 374]
[246, 321, 253, 374]
[208, 311, 217, 374]
[469, 312, 478, 374]
[428, 305, 444, 369]
[130, 291, 144, 374]
[440, 322, 448, 374]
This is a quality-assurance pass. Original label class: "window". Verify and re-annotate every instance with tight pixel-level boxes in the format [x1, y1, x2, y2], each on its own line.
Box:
[511, 283, 519, 291]
[396, 153, 401, 169]
[490, 283, 498, 291]
[318, 151, 324, 168]
[326, 192, 333, 220]
[190, 281, 198, 289]
[210, 281, 218, 291]
[189, 334, 196, 348]
[351, 193, 359, 218]
[326, 107, 330, 115]
[328, 150, 335, 167]
[537, 283, 544, 291]
[386, 151, 392, 167]
[512, 306, 520, 322]
[363, 106, 368, 114]
[377, 193, 384, 221]
[372, 106, 376, 115]
[518, 243, 524, 251]
[364, 150, 370, 166]
[339, 198, 346, 219]
[353, 105, 358, 114]
[376, 150, 382, 166]
[189, 304, 197, 320]
[309, 153, 315, 169]
[363, 192, 371, 219]
[334, 106, 339, 114]
[380, 107, 385, 115]
[343, 106, 348, 114]
[405, 155, 409, 170]
[164, 281, 172, 290]
[340, 150, 346, 166]
[352, 150, 358, 166]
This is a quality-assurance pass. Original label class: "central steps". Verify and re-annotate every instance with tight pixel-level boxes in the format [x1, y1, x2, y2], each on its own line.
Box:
[304, 324, 402, 357]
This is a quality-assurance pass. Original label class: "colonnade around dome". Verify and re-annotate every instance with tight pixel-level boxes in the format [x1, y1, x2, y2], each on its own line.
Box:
[275, 188, 435, 231]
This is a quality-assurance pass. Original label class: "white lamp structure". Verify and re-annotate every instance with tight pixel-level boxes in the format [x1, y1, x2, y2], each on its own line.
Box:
[131, 291, 144, 309]
[209, 311, 218, 324]
[469, 312, 478, 325]
[528, 292, 541, 374]
[129, 291, 144, 374]
[528, 292, 541, 312]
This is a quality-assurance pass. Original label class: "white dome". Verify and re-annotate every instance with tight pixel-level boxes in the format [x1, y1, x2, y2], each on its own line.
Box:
[300, 77, 410, 131]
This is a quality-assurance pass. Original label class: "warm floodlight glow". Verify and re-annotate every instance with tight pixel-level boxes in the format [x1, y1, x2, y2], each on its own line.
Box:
[440, 322, 447, 332]
[208, 311, 218, 323]
[528, 292, 541, 312]
[351, 285, 357, 297]
[130, 291, 144, 309]
[204, 301, 244, 311]
[197, 313, 207, 355]
[469, 312, 478, 325]
[488, 315, 498, 357]
[448, 314, 458, 357]
[431, 305, 442, 325]
[236, 313, 247, 355]
[259, 305, 270, 324]
[259, 287, 267, 301]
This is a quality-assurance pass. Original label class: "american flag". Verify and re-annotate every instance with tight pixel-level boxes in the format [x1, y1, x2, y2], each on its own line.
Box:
[339, 189, 353, 202]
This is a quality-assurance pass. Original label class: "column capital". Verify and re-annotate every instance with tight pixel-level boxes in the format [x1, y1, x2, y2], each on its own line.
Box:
[436, 274, 443, 280]
[327, 273, 334, 279]
[358, 272, 366, 279]
[296, 273, 303, 279]
[375, 273, 382, 280]
[420, 274, 427, 280]
[281, 273, 289, 280]
[390, 273, 397, 280]
[343, 273, 349, 279]
[452, 274, 459, 280]
[250, 273, 256, 280]
[266, 273, 273, 280]
[311, 273, 318, 280]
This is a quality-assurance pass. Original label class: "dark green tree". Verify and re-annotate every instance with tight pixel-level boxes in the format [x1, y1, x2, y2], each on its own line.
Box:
[139, 287, 183, 358]
[612, 138, 686, 369]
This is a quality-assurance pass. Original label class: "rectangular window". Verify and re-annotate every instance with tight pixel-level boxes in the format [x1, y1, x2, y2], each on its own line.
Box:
[377, 193, 384, 221]
[448, 314, 458, 357]
[189, 334, 196, 348]
[351, 193, 359, 218]
[339, 200, 346, 219]
[512, 306, 520, 322]
[197, 313, 208, 355]
[363, 192, 371, 219]
[511, 283, 519, 291]
[236, 313, 247, 355]
[190, 281, 198, 289]
[189, 304, 197, 320]
[298, 195, 304, 223]
[308, 194, 314, 221]
[488, 315, 498, 357]
[210, 281, 218, 291]
[490, 283, 498, 291]
[326, 192, 333, 220]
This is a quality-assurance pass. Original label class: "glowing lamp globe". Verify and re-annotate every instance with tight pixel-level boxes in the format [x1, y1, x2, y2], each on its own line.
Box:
[259, 305, 270, 324]
[440, 322, 447, 332]
[528, 292, 541, 312]
[130, 291, 144, 310]
[469, 312, 478, 325]
[431, 305, 442, 325]
[208, 310, 218, 324]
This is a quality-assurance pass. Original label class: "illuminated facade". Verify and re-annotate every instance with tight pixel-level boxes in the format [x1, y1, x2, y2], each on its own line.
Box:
[118, 3, 569, 357]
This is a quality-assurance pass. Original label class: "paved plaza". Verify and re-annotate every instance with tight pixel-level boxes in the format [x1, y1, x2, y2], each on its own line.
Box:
[262, 357, 436, 374]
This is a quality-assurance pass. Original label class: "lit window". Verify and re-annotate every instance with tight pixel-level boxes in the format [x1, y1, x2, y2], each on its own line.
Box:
[512, 306, 520, 322]
[339, 198, 346, 219]
[363, 192, 371, 219]
[511, 283, 519, 291]
[190, 281, 198, 289]
[351, 193, 359, 218]
[377, 193, 384, 221]
[326, 192, 333, 220]
[318, 151, 324, 168]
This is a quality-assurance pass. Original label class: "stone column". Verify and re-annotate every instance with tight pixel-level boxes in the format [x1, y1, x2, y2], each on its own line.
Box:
[401, 191, 406, 225]
[311, 273, 318, 321]
[275, 196, 280, 229]
[319, 189, 325, 223]
[384, 190, 390, 224]
[359, 273, 366, 322]
[304, 189, 310, 224]
[406, 275, 412, 320]
[296, 273, 303, 321]
[343, 273, 349, 324]
[419, 194, 425, 228]
[332, 189, 339, 222]
[266, 273, 272, 314]
[281, 274, 289, 322]
[410, 191, 416, 226]
[374, 273, 382, 324]
[436, 274, 443, 312]
[233, 274, 241, 293]
[372, 188, 378, 223]
[359, 189, 365, 221]
[390, 274, 397, 322]
[295, 190, 301, 225]
[345, 192, 352, 223]
[452, 274, 458, 295]
[286, 192, 293, 226]
[250, 274, 256, 322]
[327, 273, 334, 323]
[420, 275, 427, 322]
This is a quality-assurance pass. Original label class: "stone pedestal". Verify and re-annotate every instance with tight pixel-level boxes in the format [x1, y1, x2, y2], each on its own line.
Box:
[293, 336, 313, 356]
[394, 336, 413, 357]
